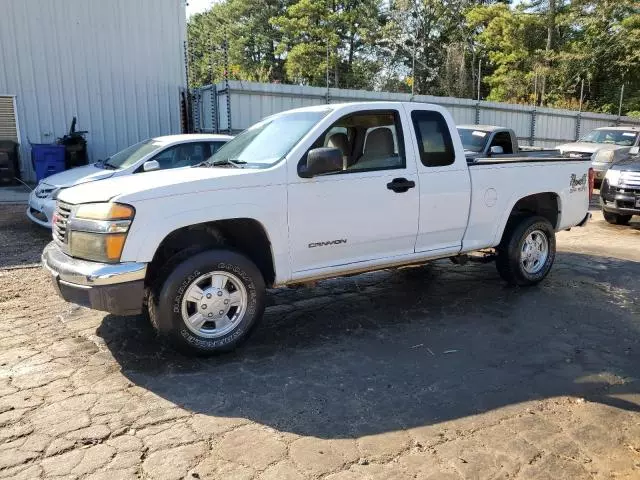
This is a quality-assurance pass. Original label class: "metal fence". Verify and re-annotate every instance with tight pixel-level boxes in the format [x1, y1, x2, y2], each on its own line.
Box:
[191, 81, 640, 148]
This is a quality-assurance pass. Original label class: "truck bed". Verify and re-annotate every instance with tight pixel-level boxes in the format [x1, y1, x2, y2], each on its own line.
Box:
[468, 154, 591, 165]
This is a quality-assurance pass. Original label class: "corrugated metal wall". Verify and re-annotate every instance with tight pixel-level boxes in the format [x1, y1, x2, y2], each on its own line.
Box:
[195, 81, 640, 147]
[0, 0, 187, 181]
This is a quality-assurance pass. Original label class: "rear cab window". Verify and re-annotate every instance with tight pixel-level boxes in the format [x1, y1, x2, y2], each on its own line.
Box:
[410, 110, 455, 167]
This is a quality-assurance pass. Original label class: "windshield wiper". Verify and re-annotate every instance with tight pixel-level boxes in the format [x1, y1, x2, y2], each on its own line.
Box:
[95, 158, 117, 170]
[202, 158, 247, 168]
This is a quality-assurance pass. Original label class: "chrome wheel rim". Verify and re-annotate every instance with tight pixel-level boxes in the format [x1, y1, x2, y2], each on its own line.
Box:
[180, 271, 248, 338]
[520, 230, 549, 274]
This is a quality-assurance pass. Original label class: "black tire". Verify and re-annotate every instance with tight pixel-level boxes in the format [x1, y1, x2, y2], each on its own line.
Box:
[496, 216, 556, 286]
[148, 249, 266, 355]
[603, 210, 631, 225]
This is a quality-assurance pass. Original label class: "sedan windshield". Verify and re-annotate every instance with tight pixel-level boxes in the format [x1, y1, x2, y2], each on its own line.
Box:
[581, 129, 638, 146]
[457, 128, 489, 153]
[204, 110, 330, 167]
[99, 139, 165, 169]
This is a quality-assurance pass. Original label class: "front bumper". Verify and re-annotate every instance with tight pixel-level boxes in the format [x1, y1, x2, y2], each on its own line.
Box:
[42, 242, 147, 316]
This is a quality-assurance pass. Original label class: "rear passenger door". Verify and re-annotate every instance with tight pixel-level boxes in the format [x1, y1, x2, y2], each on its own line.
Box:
[404, 106, 471, 254]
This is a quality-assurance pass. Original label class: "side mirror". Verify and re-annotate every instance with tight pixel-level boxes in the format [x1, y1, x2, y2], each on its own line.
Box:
[489, 145, 504, 155]
[142, 160, 160, 172]
[298, 147, 343, 178]
[630, 146, 639, 156]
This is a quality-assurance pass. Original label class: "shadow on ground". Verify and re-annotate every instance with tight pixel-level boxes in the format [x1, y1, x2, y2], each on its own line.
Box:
[97, 252, 640, 439]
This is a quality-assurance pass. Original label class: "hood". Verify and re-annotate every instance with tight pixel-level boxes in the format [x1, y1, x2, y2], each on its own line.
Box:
[610, 156, 640, 172]
[40, 164, 115, 188]
[556, 142, 626, 154]
[57, 166, 274, 205]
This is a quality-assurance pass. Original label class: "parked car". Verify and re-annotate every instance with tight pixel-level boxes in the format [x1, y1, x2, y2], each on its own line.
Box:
[557, 126, 640, 184]
[27, 134, 233, 228]
[42, 102, 592, 355]
[600, 146, 640, 225]
[457, 125, 566, 162]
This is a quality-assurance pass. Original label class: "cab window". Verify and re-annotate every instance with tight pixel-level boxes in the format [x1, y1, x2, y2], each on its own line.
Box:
[411, 111, 455, 167]
[305, 111, 405, 173]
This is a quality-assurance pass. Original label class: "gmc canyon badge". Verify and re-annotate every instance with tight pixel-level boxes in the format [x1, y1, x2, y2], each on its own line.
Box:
[308, 239, 347, 248]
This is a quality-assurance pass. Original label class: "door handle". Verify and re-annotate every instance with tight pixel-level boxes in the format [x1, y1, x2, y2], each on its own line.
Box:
[386, 177, 416, 193]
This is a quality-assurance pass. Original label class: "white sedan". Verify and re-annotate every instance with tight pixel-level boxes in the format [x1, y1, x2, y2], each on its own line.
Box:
[27, 134, 232, 228]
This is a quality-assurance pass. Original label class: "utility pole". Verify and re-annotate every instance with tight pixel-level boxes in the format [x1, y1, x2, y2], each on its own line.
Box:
[578, 78, 584, 112]
[575, 78, 585, 140]
[618, 83, 625, 119]
[326, 41, 330, 104]
[411, 1, 418, 98]
[477, 59, 482, 101]
[222, 35, 231, 134]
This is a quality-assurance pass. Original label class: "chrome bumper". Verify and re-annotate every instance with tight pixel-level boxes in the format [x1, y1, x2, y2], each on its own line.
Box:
[42, 242, 147, 316]
[42, 242, 146, 286]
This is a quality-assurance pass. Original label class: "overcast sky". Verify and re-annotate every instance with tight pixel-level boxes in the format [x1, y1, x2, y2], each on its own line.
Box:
[186, 0, 216, 18]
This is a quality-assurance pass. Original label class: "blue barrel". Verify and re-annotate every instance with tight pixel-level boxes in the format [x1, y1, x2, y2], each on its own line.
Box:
[31, 144, 66, 182]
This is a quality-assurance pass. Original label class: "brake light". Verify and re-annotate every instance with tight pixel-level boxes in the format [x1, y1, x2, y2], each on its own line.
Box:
[588, 168, 594, 201]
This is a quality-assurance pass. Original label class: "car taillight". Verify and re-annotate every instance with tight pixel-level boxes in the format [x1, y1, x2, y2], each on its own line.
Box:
[588, 168, 594, 201]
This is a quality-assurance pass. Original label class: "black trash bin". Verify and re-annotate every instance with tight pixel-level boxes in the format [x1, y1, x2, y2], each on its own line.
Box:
[0, 140, 20, 184]
[58, 117, 88, 169]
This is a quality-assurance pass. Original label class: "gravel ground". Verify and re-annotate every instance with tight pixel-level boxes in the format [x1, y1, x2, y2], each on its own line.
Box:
[0, 200, 638, 479]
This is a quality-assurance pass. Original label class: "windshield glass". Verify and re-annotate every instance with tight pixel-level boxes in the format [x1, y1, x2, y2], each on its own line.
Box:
[457, 128, 489, 153]
[102, 139, 165, 169]
[581, 129, 638, 146]
[205, 110, 330, 167]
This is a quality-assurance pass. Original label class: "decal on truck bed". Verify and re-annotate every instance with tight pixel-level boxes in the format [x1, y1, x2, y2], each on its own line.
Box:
[309, 239, 347, 248]
[569, 173, 587, 192]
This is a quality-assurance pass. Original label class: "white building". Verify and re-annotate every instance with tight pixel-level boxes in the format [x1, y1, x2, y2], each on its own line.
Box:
[0, 0, 187, 182]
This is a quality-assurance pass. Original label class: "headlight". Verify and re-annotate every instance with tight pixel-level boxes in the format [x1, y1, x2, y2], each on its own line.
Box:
[595, 150, 615, 163]
[605, 169, 622, 186]
[51, 188, 64, 200]
[75, 203, 135, 220]
[67, 202, 135, 263]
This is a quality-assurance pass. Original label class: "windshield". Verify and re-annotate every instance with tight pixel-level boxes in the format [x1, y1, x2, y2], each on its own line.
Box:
[457, 128, 489, 153]
[205, 110, 330, 167]
[101, 139, 165, 169]
[580, 129, 638, 146]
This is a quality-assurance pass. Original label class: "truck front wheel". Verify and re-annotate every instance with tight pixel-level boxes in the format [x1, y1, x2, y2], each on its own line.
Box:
[148, 250, 266, 355]
[496, 216, 556, 286]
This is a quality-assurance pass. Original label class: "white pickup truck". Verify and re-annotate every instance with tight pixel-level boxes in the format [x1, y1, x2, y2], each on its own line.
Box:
[42, 102, 593, 355]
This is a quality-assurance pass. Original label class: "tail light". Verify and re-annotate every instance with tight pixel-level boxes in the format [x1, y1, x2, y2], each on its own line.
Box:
[588, 168, 594, 201]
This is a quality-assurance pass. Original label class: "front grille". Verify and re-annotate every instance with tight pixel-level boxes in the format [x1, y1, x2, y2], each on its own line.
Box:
[53, 202, 72, 245]
[621, 171, 640, 188]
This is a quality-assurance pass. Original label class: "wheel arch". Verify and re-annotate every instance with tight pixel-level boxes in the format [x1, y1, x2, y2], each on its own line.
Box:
[145, 218, 277, 288]
[495, 192, 561, 245]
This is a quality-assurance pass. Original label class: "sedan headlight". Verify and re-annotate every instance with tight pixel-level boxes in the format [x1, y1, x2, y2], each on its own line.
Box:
[604, 169, 622, 187]
[595, 150, 615, 163]
[67, 203, 135, 263]
[51, 187, 65, 200]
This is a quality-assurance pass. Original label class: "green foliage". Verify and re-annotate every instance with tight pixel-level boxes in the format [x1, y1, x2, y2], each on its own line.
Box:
[187, 0, 640, 114]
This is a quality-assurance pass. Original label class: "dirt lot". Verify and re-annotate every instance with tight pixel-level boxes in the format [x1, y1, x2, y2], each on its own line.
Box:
[0, 200, 639, 480]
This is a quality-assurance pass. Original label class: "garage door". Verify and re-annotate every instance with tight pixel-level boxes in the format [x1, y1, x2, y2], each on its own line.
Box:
[0, 96, 18, 141]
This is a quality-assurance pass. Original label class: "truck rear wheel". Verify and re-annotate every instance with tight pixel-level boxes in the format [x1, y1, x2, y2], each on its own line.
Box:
[496, 216, 556, 286]
[603, 211, 631, 225]
[148, 249, 266, 355]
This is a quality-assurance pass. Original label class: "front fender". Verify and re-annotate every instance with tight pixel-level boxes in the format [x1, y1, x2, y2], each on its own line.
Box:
[119, 185, 291, 283]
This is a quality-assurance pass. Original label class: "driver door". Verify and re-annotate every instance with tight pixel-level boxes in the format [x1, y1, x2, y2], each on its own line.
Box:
[287, 108, 419, 274]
